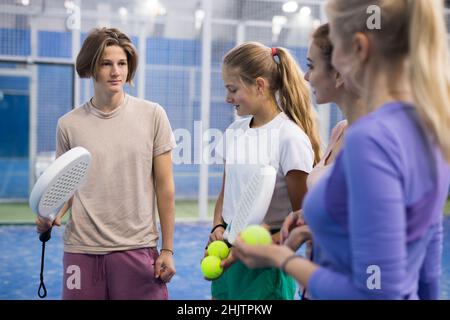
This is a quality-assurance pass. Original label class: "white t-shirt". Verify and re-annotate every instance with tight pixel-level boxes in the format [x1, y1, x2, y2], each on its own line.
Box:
[217, 112, 314, 229]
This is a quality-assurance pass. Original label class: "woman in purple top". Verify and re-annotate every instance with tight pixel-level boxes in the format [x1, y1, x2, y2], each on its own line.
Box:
[233, 0, 450, 299]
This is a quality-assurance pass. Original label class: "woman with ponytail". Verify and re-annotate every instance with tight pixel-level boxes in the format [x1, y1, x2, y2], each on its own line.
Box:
[234, 0, 450, 299]
[206, 41, 321, 299]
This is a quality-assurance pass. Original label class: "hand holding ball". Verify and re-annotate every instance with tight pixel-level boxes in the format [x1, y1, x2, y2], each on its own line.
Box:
[201, 226, 271, 280]
[240, 225, 272, 245]
[201, 255, 223, 280]
[201, 240, 229, 280]
[207, 240, 230, 259]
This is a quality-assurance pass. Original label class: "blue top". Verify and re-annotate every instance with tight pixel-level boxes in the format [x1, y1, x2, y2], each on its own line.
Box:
[303, 102, 449, 299]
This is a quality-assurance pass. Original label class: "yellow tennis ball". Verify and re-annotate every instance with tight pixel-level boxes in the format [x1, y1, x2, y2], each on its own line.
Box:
[201, 256, 223, 280]
[241, 225, 272, 245]
[207, 240, 230, 259]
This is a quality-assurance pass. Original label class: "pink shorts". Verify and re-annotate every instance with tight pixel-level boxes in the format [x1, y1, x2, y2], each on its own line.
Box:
[62, 247, 168, 300]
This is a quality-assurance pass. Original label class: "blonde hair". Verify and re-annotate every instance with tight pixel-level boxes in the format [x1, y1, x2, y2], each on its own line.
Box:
[326, 0, 450, 162]
[76, 27, 138, 84]
[223, 42, 322, 165]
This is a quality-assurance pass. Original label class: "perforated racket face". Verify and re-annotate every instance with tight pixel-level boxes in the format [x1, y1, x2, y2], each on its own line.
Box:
[39, 159, 89, 217]
[224, 165, 277, 244]
[29, 147, 91, 220]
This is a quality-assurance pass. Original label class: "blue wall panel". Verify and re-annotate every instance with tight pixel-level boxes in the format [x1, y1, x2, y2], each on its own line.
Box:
[37, 65, 73, 153]
[0, 28, 30, 56]
[38, 31, 72, 58]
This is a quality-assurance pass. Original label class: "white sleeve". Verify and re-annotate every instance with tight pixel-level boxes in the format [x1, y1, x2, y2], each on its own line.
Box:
[279, 126, 314, 176]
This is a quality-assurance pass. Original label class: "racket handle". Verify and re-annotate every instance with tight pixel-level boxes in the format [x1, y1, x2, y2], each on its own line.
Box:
[39, 227, 52, 243]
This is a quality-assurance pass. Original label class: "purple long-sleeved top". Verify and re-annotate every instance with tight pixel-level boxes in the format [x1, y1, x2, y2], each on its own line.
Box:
[303, 102, 449, 299]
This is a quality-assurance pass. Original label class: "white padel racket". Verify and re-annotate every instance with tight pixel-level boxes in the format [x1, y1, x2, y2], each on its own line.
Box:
[223, 165, 277, 244]
[29, 146, 91, 298]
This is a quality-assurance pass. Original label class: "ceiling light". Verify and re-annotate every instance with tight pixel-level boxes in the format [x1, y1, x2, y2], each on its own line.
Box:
[282, 1, 298, 13]
[299, 6, 311, 17]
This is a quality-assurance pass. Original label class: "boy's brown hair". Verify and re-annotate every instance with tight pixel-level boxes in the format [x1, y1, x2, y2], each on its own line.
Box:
[76, 27, 138, 83]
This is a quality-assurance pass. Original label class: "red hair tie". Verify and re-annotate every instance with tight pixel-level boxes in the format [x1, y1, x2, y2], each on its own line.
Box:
[271, 47, 278, 57]
[271, 47, 280, 64]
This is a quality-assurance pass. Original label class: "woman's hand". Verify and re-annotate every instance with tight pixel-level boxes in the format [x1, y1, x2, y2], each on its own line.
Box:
[232, 236, 294, 270]
[202, 228, 233, 281]
[204, 225, 226, 258]
[220, 248, 237, 271]
[209, 225, 225, 243]
[280, 210, 305, 243]
[284, 225, 312, 251]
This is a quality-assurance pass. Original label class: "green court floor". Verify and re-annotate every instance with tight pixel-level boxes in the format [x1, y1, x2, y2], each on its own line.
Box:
[0, 200, 216, 224]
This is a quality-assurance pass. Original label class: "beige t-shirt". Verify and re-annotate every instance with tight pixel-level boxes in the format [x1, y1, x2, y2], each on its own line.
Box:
[56, 95, 176, 254]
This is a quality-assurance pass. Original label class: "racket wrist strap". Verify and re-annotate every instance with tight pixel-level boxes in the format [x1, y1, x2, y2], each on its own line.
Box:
[210, 223, 226, 234]
[38, 242, 48, 298]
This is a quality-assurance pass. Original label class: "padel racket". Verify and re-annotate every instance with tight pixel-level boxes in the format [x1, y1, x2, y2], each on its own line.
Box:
[223, 165, 276, 244]
[29, 146, 91, 298]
